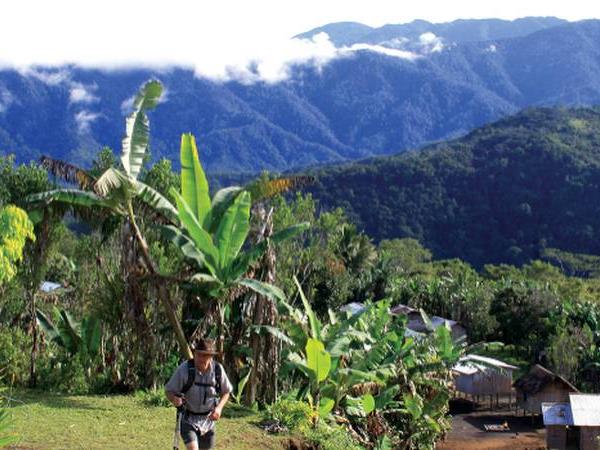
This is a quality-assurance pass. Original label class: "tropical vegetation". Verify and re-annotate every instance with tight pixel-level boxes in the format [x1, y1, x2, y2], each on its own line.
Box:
[4, 80, 600, 449]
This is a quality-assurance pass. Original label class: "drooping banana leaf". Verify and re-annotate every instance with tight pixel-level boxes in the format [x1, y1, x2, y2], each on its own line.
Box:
[180, 133, 211, 226]
[238, 278, 286, 302]
[215, 191, 251, 269]
[35, 309, 63, 348]
[57, 309, 82, 355]
[121, 80, 162, 180]
[170, 189, 219, 272]
[93, 167, 134, 199]
[160, 225, 216, 276]
[134, 180, 178, 224]
[26, 189, 118, 212]
[250, 324, 295, 346]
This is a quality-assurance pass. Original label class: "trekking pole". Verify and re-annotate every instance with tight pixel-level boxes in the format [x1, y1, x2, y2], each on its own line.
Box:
[173, 395, 185, 450]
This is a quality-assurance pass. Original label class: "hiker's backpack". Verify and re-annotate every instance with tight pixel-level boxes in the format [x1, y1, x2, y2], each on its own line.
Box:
[181, 359, 223, 406]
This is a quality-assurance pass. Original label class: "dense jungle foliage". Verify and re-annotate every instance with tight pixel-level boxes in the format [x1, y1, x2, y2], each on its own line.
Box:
[3, 82, 600, 449]
[307, 107, 600, 268]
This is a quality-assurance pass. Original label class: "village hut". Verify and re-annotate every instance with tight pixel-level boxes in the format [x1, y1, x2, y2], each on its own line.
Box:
[390, 303, 467, 342]
[542, 393, 600, 450]
[514, 364, 579, 415]
[453, 355, 517, 400]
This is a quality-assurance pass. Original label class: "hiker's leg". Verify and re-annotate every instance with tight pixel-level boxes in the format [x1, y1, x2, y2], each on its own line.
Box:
[185, 441, 199, 450]
[197, 430, 215, 449]
[180, 421, 199, 450]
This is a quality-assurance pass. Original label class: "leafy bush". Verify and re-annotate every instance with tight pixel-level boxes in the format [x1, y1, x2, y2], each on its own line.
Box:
[134, 389, 171, 408]
[38, 356, 90, 394]
[302, 422, 363, 450]
[266, 398, 313, 431]
[0, 328, 31, 386]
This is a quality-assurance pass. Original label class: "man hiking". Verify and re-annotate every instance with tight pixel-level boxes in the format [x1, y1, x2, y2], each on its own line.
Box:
[166, 338, 232, 450]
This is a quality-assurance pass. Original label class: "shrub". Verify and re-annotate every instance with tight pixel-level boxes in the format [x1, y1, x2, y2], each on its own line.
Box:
[134, 389, 171, 408]
[266, 398, 313, 432]
[0, 327, 31, 386]
[303, 422, 364, 450]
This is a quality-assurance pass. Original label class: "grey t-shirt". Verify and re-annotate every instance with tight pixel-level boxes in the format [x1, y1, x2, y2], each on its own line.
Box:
[165, 360, 233, 413]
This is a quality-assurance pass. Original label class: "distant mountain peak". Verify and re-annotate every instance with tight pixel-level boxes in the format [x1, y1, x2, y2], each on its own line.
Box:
[295, 16, 569, 48]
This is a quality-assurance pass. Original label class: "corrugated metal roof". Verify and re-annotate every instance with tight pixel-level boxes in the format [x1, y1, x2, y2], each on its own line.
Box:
[465, 355, 518, 370]
[453, 354, 517, 376]
[542, 402, 573, 426]
[569, 394, 600, 426]
[40, 281, 62, 292]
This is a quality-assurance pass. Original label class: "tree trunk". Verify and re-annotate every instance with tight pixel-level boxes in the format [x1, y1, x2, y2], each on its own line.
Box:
[28, 290, 38, 388]
[126, 201, 192, 360]
[27, 213, 51, 388]
[245, 205, 279, 406]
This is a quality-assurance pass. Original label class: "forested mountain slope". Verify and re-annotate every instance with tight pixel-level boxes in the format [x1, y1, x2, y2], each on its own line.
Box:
[305, 107, 600, 267]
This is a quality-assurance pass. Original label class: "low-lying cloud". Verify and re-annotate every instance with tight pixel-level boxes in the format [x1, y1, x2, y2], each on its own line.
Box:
[12, 32, 436, 86]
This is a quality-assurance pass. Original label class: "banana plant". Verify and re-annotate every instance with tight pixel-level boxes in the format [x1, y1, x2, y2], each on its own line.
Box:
[27, 80, 194, 358]
[161, 134, 309, 355]
[36, 308, 101, 357]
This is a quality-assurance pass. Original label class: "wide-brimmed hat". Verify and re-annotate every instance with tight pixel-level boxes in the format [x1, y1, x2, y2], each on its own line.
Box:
[192, 338, 220, 355]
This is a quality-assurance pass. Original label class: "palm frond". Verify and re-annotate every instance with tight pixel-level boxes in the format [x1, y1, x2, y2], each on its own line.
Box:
[40, 156, 96, 189]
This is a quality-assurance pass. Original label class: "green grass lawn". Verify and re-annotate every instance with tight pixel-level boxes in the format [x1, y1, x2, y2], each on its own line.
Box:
[3, 389, 288, 450]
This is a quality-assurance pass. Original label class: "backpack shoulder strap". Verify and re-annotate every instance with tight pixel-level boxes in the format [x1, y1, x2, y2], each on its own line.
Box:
[214, 361, 222, 395]
[181, 359, 196, 395]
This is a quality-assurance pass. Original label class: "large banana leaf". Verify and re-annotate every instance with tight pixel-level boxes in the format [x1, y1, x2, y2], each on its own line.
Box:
[57, 309, 82, 355]
[306, 338, 331, 382]
[135, 181, 178, 224]
[294, 276, 321, 341]
[180, 133, 211, 226]
[121, 80, 162, 180]
[205, 186, 243, 233]
[160, 225, 216, 275]
[26, 189, 119, 212]
[238, 278, 285, 302]
[215, 191, 251, 269]
[94, 168, 133, 198]
[35, 309, 63, 348]
[171, 189, 219, 272]
[81, 316, 101, 357]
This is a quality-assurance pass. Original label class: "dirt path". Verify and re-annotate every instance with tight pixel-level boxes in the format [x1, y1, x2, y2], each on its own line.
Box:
[437, 408, 546, 450]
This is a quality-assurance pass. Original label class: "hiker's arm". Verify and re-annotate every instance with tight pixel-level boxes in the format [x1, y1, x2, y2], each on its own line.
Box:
[166, 390, 184, 407]
[210, 392, 230, 420]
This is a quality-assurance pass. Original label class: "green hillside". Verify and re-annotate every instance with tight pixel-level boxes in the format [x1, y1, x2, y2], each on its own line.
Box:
[307, 107, 600, 267]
